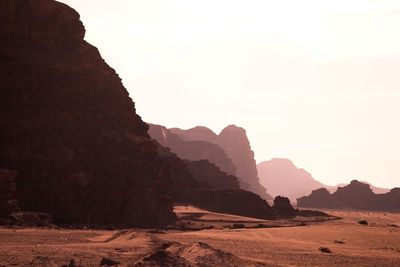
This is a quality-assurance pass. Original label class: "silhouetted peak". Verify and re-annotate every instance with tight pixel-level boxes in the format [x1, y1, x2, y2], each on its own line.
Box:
[344, 180, 373, 192]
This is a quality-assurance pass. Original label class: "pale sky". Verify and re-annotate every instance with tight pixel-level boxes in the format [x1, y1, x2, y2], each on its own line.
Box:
[60, 0, 400, 188]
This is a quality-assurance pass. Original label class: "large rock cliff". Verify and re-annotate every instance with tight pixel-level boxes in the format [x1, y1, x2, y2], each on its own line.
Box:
[170, 125, 272, 200]
[0, 0, 175, 227]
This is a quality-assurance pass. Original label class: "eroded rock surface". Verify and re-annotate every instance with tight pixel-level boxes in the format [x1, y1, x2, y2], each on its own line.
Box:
[169, 125, 272, 200]
[0, 0, 175, 228]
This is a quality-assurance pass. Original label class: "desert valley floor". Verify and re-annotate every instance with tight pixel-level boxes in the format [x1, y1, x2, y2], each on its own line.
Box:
[0, 206, 399, 266]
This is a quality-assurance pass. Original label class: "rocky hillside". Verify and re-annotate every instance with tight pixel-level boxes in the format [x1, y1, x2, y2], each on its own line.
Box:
[257, 158, 325, 202]
[170, 125, 272, 200]
[0, 0, 175, 227]
[184, 160, 240, 190]
[297, 180, 400, 211]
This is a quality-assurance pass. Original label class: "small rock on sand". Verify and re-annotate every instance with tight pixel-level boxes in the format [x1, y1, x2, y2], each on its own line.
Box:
[358, 220, 368, 225]
[100, 257, 120, 266]
[319, 247, 332, 253]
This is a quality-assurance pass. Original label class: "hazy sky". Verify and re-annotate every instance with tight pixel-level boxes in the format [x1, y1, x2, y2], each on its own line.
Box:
[60, 0, 400, 188]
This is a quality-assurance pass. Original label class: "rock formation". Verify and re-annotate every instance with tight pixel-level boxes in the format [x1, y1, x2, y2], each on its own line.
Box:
[0, 0, 175, 228]
[272, 196, 297, 218]
[297, 180, 400, 212]
[258, 158, 390, 202]
[154, 145, 275, 219]
[179, 189, 275, 220]
[170, 125, 272, 200]
[184, 160, 240, 190]
[0, 169, 20, 221]
[148, 124, 236, 175]
[327, 182, 390, 195]
[257, 158, 325, 202]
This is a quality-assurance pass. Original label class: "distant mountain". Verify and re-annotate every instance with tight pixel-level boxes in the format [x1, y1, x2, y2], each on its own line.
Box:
[297, 180, 400, 212]
[326, 182, 390, 195]
[170, 125, 272, 200]
[257, 158, 325, 202]
[257, 158, 390, 202]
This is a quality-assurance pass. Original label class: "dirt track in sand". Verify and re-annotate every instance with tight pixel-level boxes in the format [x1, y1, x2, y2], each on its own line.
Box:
[0, 207, 399, 266]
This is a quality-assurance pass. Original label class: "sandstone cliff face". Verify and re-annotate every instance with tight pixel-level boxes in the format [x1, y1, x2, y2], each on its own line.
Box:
[257, 158, 325, 202]
[170, 125, 271, 200]
[149, 124, 236, 176]
[297, 180, 400, 211]
[0, 0, 175, 227]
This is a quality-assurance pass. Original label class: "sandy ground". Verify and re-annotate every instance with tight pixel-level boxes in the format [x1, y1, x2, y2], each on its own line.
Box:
[0, 207, 399, 266]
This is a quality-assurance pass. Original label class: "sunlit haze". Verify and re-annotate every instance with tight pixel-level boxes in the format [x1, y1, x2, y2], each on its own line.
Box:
[59, 0, 400, 188]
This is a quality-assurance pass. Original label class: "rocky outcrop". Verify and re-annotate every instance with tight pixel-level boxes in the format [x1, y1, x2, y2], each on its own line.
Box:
[326, 182, 390, 195]
[170, 125, 272, 200]
[297, 180, 400, 212]
[184, 160, 240, 190]
[179, 189, 276, 220]
[272, 196, 297, 218]
[149, 124, 236, 175]
[0, 0, 175, 228]
[257, 158, 325, 202]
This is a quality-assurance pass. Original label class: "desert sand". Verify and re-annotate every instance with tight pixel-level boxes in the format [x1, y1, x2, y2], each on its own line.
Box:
[0, 206, 399, 266]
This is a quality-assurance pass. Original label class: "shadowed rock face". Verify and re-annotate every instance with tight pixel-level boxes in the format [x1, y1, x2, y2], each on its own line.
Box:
[170, 125, 272, 200]
[272, 196, 297, 218]
[298, 180, 400, 211]
[179, 189, 276, 220]
[153, 145, 275, 219]
[0, 0, 175, 228]
[184, 160, 240, 190]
